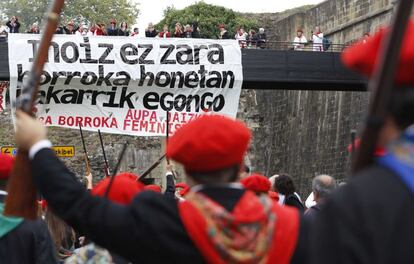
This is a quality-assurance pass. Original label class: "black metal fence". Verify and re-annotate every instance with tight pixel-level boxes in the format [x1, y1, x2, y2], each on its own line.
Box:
[239, 40, 348, 52]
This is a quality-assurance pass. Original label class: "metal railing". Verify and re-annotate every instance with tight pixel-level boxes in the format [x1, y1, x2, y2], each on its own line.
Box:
[238, 40, 348, 52]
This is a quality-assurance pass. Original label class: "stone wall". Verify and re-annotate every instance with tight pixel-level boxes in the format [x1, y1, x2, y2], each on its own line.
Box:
[257, 0, 396, 44]
[240, 90, 370, 195]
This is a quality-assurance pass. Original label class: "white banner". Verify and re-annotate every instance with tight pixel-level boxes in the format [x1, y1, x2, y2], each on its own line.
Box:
[8, 34, 243, 136]
[0, 81, 8, 112]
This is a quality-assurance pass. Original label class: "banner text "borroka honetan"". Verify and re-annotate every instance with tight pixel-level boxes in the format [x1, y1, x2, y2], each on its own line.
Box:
[8, 35, 243, 136]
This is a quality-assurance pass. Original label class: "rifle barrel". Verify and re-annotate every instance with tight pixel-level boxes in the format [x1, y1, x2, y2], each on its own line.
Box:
[98, 129, 110, 176]
[139, 154, 166, 180]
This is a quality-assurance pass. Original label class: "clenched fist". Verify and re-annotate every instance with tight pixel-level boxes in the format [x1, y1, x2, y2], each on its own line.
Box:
[15, 110, 47, 150]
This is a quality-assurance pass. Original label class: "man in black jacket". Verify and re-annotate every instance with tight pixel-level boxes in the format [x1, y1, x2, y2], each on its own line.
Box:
[0, 154, 57, 263]
[309, 20, 414, 264]
[13, 113, 307, 263]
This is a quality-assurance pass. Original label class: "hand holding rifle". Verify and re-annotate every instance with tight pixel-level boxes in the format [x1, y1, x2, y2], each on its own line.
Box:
[5, 0, 64, 219]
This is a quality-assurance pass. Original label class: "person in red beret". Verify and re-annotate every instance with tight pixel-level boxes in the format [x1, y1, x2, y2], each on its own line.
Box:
[218, 23, 230, 39]
[309, 19, 414, 264]
[107, 18, 117, 36]
[0, 154, 57, 263]
[13, 113, 306, 263]
[92, 174, 144, 205]
[240, 173, 271, 193]
[143, 184, 161, 193]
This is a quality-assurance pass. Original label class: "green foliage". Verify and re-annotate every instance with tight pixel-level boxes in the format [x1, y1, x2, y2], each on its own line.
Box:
[156, 2, 258, 39]
[0, 0, 139, 31]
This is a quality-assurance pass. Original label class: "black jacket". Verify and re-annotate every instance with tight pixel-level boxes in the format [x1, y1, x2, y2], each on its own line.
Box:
[285, 193, 305, 213]
[6, 21, 20, 33]
[0, 195, 57, 263]
[309, 165, 414, 264]
[32, 148, 307, 263]
[145, 30, 158, 38]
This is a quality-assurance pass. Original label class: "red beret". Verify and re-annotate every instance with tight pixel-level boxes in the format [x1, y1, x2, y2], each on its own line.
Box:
[167, 115, 251, 173]
[347, 138, 386, 157]
[176, 182, 190, 196]
[117, 172, 139, 181]
[0, 154, 14, 180]
[268, 191, 279, 202]
[342, 19, 414, 86]
[240, 173, 271, 193]
[91, 175, 144, 205]
[144, 184, 162, 193]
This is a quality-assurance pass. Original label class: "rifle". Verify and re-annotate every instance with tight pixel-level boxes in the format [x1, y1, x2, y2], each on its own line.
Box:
[352, 0, 414, 173]
[79, 125, 92, 189]
[139, 154, 166, 180]
[4, 0, 65, 219]
[104, 142, 129, 198]
[138, 112, 171, 181]
[98, 129, 110, 177]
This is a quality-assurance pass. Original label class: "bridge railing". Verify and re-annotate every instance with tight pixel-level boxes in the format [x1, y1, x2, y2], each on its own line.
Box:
[239, 40, 348, 52]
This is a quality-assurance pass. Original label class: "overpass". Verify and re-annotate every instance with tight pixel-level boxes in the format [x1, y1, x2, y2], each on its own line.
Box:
[0, 41, 367, 91]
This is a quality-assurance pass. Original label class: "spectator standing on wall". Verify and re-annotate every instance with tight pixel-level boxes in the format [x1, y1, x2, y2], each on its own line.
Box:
[6, 16, 20, 33]
[235, 27, 248, 48]
[27, 23, 40, 34]
[62, 21, 77, 34]
[131, 27, 139, 37]
[183, 24, 192, 38]
[117, 22, 129, 36]
[257, 28, 267, 48]
[107, 19, 117, 36]
[293, 28, 308, 50]
[94, 23, 106, 36]
[75, 24, 89, 36]
[312, 26, 324, 51]
[145, 22, 158, 37]
[248, 29, 258, 48]
[191, 22, 201, 38]
[159, 24, 171, 38]
[174, 22, 183, 38]
[218, 24, 230, 39]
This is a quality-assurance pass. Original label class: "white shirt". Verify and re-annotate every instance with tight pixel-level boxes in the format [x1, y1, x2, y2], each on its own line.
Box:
[293, 36, 308, 50]
[312, 32, 324, 51]
[235, 32, 248, 41]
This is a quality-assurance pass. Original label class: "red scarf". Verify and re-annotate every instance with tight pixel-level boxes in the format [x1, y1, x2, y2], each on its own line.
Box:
[179, 191, 299, 264]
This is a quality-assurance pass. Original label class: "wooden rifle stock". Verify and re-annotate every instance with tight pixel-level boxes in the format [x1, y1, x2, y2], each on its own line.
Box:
[4, 0, 64, 219]
[352, 0, 414, 173]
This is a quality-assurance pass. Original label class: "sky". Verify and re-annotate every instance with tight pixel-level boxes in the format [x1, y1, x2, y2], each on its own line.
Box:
[133, 0, 324, 36]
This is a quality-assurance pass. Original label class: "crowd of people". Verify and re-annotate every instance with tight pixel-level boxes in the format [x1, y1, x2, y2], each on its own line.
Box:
[0, 16, 269, 48]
